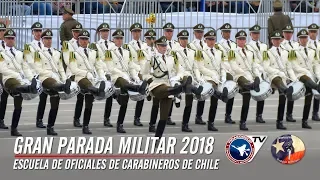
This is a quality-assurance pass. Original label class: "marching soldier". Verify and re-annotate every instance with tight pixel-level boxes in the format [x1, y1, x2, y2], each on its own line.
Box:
[246, 24, 268, 123]
[176, 30, 204, 132]
[0, 22, 8, 129]
[281, 24, 299, 123]
[218, 23, 237, 124]
[127, 23, 147, 127]
[162, 22, 179, 125]
[68, 30, 106, 134]
[263, 30, 295, 129]
[188, 24, 207, 125]
[228, 30, 261, 130]
[291, 29, 320, 129]
[197, 30, 230, 131]
[95, 23, 115, 127]
[62, 22, 84, 128]
[32, 29, 72, 135]
[0, 29, 38, 136]
[104, 29, 147, 133]
[307, 23, 320, 121]
[24, 22, 46, 128]
[141, 36, 192, 139]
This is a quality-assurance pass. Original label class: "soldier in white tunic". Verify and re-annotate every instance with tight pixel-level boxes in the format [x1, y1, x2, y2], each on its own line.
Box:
[307, 23, 320, 121]
[188, 24, 208, 125]
[95, 23, 115, 128]
[141, 36, 192, 139]
[0, 22, 8, 129]
[0, 29, 38, 136]
[68, 30, 106, 134]
[290, 29, 320, 129]
[175, 30, 204, 132]
[228, 30, 261, 130]
[127, 23, 147, 127]
[62, 22, 84, 128]
[218, 23, 237, 124]
[196, 30, 230, 131]
[104, 29, 147, 133]
[24, 22, 47, 129]
[281, 24, 299, 123]
[162, 22, 180, 125]
[33, 29, 71, 135]
[246, 24, 269, 124]
[263, 31, 294, 130]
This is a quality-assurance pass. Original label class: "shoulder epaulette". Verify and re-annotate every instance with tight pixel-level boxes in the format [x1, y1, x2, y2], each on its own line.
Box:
[194, 50, 203, 61]
[215, 44, 220, 50]
[228, 50, 235, 61]
[187, 44, 192, 49]
[23, 44, 31, 54]
[105, 50, 112, 61]
[137, 49, 145, 61]
[69, 51, 76, 62]
[262, 51, 269, 61]
[0, 53, 4, 61]
[288, 50, 297, 61]
[34, 51, 41, 62]
[62, 41, 69, 52]
[122, 44, 129, 50]
[174, 40, 178, 43]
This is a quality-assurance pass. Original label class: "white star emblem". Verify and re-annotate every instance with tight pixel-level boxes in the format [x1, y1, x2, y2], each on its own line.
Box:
[36, 24, 41, 27]
[275, 32, 280, 36]
[286, 25, 291, 29]
[46, 31, 51, 36]
[225, 25, 230, 29]
[83, 32, 88, 36]
[254, 26, 259, 30]
[8, 31, 13, 35]
[240, 32, 245, 36]
[76, 25, 81, 28]
[301, 31, 306, 35]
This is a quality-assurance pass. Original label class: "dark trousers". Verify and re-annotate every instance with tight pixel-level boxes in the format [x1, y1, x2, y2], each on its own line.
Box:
[135, 100, 144, 119]
[313, 99, 319, 114]
[114, 77, 130, 125]
[78, 78, 95, 126]
[183, 94, 193, 125]
[151, 85, 173, 138]
[47, 96, 60, 127]
[0, 91, 9, 120]
[302, 88, 313, 121]
[237, 76, 251, 123]
[277, 94, 286, 122]
[104, 96, 113, 120]
[208, 96, 218, 122]
[37, 92, 48, 120]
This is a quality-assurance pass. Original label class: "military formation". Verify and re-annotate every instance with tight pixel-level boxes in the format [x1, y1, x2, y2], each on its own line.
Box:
[1, 19, 320, 139]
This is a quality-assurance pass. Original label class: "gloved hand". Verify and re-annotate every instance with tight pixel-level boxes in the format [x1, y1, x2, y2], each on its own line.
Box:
[279, 72, 286, 78]
[51, 73, 59, 80]
[221, 76, 227, 84]
[105, 74, 111, 81]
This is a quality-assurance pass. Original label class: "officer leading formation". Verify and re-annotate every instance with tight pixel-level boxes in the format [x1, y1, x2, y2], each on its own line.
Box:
[1, 14, 320, 137]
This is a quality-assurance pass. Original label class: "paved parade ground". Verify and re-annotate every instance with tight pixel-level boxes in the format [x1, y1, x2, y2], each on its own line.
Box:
[0, 94, 319, 180]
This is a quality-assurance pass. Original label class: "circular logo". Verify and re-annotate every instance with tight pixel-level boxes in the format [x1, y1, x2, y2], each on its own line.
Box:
[225, 135, 255, 165]
[271, 134, 305, 165]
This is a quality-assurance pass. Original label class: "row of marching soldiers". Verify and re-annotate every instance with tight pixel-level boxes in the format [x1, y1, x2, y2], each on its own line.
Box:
[1, 21, 320, 138]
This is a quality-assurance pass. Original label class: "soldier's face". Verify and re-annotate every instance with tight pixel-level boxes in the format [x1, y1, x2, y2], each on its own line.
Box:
[178, 38, 188, 47]
[164, 30, 173, 40]
[113, 37, 123, 47]
[145, 37, 155, 46]
[0, 29, 5, 39]
[299, 37, 308, 46]
[72, 31, 81, 39]
[100, 30, 109, 39]
[194, 31, 204, 40]
[156, 44, 167, 54]
[272, 39, 281, 47]
[4, 37, 15, 47]
[79, 38, 89, 48]
[236, 38, 246, 48]
[42, 37, 52, 48]
[131, 30, 141, 40]
[205, 38, 216, 47]
[283, 32, 293, 40]
[32, 30, 42, 41]
[250, 32, 260, 41]
[222, 31, 230, 39]
[309, 30, 318, 40]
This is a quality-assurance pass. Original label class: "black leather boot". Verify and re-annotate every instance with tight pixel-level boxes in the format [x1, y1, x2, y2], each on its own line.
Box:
[117, 124, 126, 133]
[276, 121, 287, 130]
[15, 78, 37, 94]
[225, 114, 235, 124]
[166, 117, 176, 125]
[286, 113, 296, 122]
[195, 116, 206, 125]
[0, 119, 8, 129]
[182, 123, 192, 132]
[73, 118, 82, 127]
[104, 118, 113, 127]
[88, 81, 105, 98]
[149, 124, 156, 132]
[239, 122, 248, 131]
[11, 128, 22, 136]
[82, 126, 92, 134]
[36, 119, 46, 128]
[191, 85, 203, 95]
[256, 114, 265, 123]
[124, 81, 147, 95]
[207, 122, 218, 131]
[47, 126, 58, 136]
[302, 120, 312, 129]
[53, 79, 71, 94]
[134, 117, 143, 126]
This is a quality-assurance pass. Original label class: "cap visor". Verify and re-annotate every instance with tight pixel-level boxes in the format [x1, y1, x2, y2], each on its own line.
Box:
[4, 35, 15, 38]
[99, 28, 110, 31]
[271, 37, 281, 39]
[205, 36, 216, 39]
[236, 36, 247, 38]
[113, 35, 124, 38]
[194, 29, 204, 31]
[178, 36, 189, 38]
[283, 30, 293, 32]
[79, 36, 89, 39]
[32, 28, 42, 30]
[72, 29, 82, 31]
[298, 35, 308, 38]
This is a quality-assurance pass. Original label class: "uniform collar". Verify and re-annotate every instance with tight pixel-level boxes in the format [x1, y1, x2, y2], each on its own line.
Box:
[43, 47, 52, 51]
[5, 46, 16, 51]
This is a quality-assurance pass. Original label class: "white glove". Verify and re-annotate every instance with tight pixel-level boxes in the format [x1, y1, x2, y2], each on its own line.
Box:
[51, 73, 59, 80]
[16, 74, 23, 83]
[279, 72, 286, 78]
[198, 79, 206, 84]
[221, 76, 227, 83]
[133, 77, 141, 83]
[86, 72, 94, 81]
[122, 74, 130, 82]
